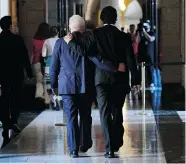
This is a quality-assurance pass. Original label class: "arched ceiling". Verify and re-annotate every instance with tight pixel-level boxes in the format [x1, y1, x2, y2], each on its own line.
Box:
[125, 0, 143, 20]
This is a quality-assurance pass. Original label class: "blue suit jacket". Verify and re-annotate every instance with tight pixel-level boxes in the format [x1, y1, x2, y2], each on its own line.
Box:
[50, 38, 117, 95]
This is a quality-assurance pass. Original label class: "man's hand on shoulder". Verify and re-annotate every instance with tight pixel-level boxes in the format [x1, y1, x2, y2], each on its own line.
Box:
[64, 34, 73, 44]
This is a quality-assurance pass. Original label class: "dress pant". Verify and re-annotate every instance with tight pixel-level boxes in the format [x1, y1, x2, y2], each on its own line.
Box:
[145, 53, 154, 85]
[138, 46, 154, 85]
[138, 65, 153, 86]
[33, 62, 50, 104]
[0, 82, 23, 130]
[96, 82, 126, 152]
[62, 94, 92, 151]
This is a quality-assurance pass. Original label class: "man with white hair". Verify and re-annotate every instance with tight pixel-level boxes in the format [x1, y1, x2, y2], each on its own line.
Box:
[50, 15, 121, 158]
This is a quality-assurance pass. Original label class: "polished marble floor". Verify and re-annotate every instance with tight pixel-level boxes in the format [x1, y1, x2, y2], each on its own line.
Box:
[0, 90, 185, 163]
[178, 111, 186, 122]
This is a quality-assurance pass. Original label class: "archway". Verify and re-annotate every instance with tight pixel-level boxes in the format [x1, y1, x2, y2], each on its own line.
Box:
[124, 0, 143, 31]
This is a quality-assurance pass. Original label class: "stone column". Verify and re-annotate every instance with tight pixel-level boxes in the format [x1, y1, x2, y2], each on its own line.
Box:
[182, 0, 185, 88]
[9, 0, 18, 33]
[18, 0, 46, 57]
[84, 0, 100, 26]
[159, 0, 182, 84]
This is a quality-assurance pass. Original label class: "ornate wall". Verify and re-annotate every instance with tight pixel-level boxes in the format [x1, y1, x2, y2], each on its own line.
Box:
[159, 0, 183, 84]
[18, 0, 46, 57]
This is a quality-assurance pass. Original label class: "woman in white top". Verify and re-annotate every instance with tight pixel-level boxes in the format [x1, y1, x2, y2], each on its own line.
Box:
[42, 26, 59, 110]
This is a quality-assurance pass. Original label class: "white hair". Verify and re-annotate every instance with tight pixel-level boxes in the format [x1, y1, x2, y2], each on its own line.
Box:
[69, 15, 85, 33]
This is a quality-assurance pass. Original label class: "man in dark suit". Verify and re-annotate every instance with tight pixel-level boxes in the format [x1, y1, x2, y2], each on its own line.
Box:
[50, 15, 123, 158]
[0, 16, 33, 140]
[69, 6, 140, 158]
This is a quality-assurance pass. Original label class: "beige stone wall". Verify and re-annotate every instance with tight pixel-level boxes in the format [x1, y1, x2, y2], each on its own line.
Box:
[19, 0, 46, 57]
[84, 0, 100, 26]
[159, 0, 183, 84]
[19, 0, 77, 55]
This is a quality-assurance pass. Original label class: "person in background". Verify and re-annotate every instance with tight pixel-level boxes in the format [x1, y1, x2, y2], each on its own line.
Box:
[42, 26, 61, 110]
[0, 16, 33, 144]
[136, 20, 155, 89]
[32, 22, 50, 109]
[129, 24, 138, 57]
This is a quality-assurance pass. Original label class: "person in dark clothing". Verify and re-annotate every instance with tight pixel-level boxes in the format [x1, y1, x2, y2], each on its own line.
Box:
[32, 23, 50, 109]
[136, 20, 155, 88]
[0, 16, 33, 141]
[50, 15, 123, 158]
[68, 6, 140, 158]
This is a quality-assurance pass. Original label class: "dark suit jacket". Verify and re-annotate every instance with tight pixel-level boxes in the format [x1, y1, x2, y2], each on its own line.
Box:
[50, 36, 118, 95]
[69, 25, 140, 93]
[0, 30, 33, 85]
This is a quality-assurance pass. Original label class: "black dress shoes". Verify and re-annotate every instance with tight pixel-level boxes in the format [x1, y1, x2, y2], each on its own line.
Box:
[113, 147, 120, 152]
[104, 151, 115, 158]
[45, 104, 50, 109]
[70, 151, 79, 158]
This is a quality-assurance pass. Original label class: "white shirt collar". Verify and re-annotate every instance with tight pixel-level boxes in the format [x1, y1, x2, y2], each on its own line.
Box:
[104, 24, 115, 26]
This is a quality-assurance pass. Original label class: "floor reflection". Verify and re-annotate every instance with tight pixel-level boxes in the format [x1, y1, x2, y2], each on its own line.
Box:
[0, 107, 167, 163]
[151, 90, 162, 111]
[0, 90, 184, 163]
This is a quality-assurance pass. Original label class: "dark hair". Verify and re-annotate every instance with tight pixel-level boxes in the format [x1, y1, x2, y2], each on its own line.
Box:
[50, 26, 58, 37]
[130, 24, 135, 28]
[0, 16, 12, 30]
[121, 27, 124, 31]
[100, 6, 117, 25]
[34, 22, 50, 40]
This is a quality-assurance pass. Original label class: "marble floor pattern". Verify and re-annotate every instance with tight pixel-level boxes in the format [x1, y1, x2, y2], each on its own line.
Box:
[0, 100, 168, 164]
[177, 111, 186, 122]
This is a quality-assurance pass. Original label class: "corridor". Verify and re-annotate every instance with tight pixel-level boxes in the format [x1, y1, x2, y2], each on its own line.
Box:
[0, 91, 185, 163]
